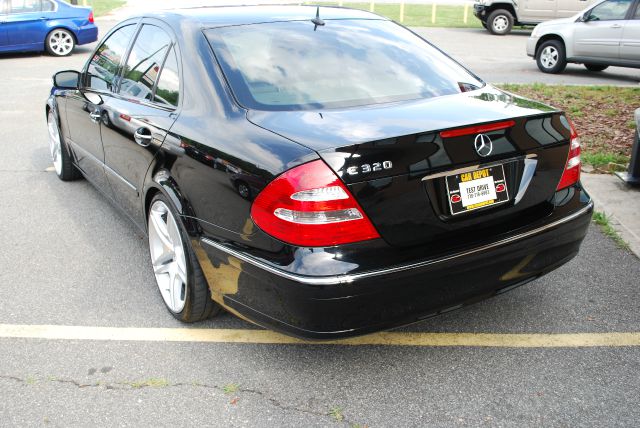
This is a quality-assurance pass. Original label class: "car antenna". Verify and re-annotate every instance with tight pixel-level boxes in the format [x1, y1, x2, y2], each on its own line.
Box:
[311, 6, 325, 31]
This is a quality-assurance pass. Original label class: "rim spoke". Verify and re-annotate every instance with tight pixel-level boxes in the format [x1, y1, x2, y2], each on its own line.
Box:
[150, 209, 173, 249]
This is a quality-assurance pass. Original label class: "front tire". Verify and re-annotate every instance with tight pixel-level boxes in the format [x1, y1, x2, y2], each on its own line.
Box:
[47, 110, 81, 181]
[147, 194, 221, 322]
[585, 64, 609, 72]
[45, 29, 75, 57]
[487, 9, 513, 35]
[536, 40, 567, 74]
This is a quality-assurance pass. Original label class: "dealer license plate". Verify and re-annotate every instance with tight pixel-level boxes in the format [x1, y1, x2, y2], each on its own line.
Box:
[445, 166, 509, 216]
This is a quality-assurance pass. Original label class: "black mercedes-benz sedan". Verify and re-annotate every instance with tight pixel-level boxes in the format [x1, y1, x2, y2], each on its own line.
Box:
[46, 6, 592, 339]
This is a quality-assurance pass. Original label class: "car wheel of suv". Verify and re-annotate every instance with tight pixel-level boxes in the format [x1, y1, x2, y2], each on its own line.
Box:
[46, 29, 75, 57]
[584, 64, 609, 72]
[148, 194, 221, 322]
[487, 9, 513, 35]
[47, 110, 81, 181]
[536, 40, 567, 74]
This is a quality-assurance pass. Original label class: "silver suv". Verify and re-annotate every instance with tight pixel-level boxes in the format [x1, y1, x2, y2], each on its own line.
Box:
[527, 0, 640, 73]
[474, 0, 597, 35]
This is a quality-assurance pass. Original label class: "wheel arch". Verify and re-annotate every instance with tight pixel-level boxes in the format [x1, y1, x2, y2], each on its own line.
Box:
[45, 26, 79, 45]
[143, 168, 192, 229]
[535, 34, 566, 59]
[485, 3, 517, 19]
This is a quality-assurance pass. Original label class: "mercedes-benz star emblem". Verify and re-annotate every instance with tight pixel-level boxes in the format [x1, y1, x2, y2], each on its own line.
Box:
[474, 134, 493, 157]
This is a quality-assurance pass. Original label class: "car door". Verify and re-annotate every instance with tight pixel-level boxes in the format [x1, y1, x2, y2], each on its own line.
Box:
[573, 0, 634, 59]
[64, 22, 137, 194]
[520, 0, 557, 21]
[620, 0, 640, 60]
[3, 0, 49, 49]
[0, 1, 8, 48]
[100, 22, 180, 227]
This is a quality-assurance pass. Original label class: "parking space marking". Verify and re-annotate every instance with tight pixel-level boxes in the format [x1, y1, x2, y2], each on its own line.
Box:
[1, 324, 640, 347]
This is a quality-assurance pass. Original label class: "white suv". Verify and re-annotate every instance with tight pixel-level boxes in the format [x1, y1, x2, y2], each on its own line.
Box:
[527, 0, 640, 73]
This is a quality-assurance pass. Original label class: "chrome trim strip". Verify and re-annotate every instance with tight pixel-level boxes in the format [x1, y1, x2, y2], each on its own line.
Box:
[421, 154, 537, 181]
[514, 158, 538, 205]
[201, 202, 593, 286]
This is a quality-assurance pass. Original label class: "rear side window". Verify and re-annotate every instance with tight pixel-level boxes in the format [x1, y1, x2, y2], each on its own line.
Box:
[154, 47, 180, 107]
[119, 24, 172, 103]
[41, 0, 54, 12]
[207, 19, 483, 111]
[86, 24, 136, 91]
[588, 0, 632, 20]
[9, 0, 42, 13]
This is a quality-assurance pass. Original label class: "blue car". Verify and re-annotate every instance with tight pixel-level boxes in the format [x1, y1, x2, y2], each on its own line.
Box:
[0, 0, 98, 56]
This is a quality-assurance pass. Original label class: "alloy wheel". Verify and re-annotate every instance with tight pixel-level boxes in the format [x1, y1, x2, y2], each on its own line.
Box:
[540, 46, 559, 69]
[49, 30, 74, 56]
[47, 112, 63, 175]
[148, 200, 188, 313]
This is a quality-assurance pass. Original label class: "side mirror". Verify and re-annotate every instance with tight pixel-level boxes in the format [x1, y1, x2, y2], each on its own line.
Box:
[53, 70, 80, 89]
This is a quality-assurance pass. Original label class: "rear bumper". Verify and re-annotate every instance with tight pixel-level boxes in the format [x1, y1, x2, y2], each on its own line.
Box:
[199, 193, 593, 339]
[75, 25, 98, 45]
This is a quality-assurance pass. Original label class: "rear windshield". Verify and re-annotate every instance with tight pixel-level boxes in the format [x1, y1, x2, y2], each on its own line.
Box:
[206, 19, 484, 111]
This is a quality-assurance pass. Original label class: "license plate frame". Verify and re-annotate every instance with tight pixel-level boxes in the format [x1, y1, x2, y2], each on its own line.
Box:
[445, 165, 510, 216]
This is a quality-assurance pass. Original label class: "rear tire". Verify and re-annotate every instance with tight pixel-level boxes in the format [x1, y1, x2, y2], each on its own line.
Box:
[584, 64, 609, 72]
[147, 193, 221, 322]
[45, 28, 75, 56]
[487, 9, 513, 35]
[536, 39, 567, 74]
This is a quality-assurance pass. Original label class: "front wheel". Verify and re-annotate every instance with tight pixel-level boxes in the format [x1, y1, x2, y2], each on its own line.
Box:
[487, 9, 513, 35]
[45, 29, 75, 56]
[47, 110, 81, 181]
[147, 194, 221, 322]
[585, 64, 609, 72]
[536, 40, 567, 74]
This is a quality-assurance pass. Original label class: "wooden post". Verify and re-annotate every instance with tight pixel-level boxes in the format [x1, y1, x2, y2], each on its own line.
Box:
[431, 4, 436, 24]
[399, 2, 405, 23]
[370, 1, 375, 12]
[463, 3, 469, 24]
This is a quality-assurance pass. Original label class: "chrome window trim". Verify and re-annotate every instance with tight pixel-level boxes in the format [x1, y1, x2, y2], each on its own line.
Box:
[201, 201, 593, 286]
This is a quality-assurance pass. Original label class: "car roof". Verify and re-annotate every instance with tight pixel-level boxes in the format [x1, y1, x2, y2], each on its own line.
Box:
[141, 5, 386, 28]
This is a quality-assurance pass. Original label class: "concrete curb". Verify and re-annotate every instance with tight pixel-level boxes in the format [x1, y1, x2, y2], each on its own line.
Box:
[581, 173, 640, 258]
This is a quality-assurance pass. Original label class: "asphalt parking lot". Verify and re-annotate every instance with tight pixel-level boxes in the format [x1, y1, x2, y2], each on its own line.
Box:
[1, 21, 640, 426]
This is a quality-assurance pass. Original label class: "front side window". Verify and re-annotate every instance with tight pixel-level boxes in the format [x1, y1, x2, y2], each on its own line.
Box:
[9, 0, 41, 14]
[86, 24, 136, 91]
[588, 0, 632, 20]
[207, 19, 483, 111]
[119, 24, 172, 103]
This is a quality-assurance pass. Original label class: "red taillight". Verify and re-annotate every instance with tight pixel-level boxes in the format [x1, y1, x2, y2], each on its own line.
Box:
[88, 11, 94, 23]
[556, 119, 581, 191]
[440, 120, 516, 139]
[251, 160, 380, 247]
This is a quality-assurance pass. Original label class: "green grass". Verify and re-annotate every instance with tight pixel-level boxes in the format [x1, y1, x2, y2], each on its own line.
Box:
[592, 211, 629, 250]
[128, 378, 169, 388]
[222, 383, 239, 395]
[307, 2, 482, 27]
[581, 152, 630, 169]
[79, 0, 126, 17]
[497, 84, 638, 168]
[329, 406, 345, 422]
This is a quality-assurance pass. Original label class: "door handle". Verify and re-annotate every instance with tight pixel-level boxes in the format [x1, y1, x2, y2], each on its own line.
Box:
[89, 111, 101, 123]
[610, 24, 623, 28]
[134, 128, 153, 147]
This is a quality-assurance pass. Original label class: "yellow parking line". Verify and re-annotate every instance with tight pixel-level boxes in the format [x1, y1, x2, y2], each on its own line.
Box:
[1, 324, 640, 347]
